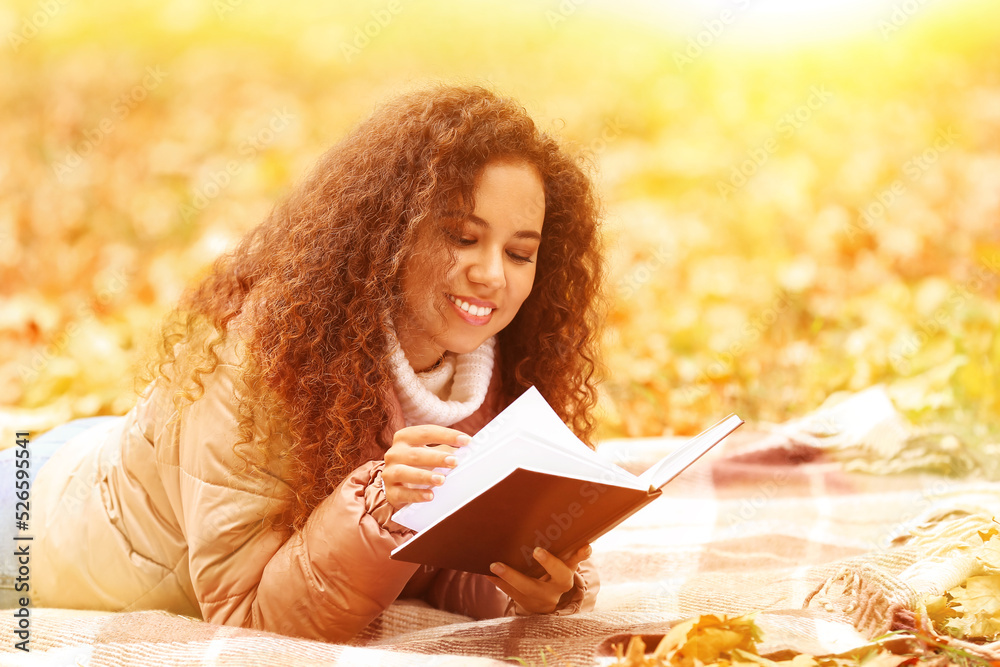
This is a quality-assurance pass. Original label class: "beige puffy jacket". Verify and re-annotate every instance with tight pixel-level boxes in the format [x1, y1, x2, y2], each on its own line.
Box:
[34, 340, 598, 641]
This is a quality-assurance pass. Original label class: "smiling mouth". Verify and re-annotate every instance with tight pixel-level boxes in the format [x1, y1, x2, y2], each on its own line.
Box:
[446, 294, 495, 318]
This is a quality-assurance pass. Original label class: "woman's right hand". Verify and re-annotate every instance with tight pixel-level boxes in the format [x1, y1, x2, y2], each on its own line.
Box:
[382, 425, 472, 511]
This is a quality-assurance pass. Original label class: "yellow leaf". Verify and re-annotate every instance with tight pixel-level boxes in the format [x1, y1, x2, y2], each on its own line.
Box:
[852, 650, 909, 667]
[624, 635, 648, 665]
[950, 575, 1000, 615]
[924, 594, 959, 625]
[653, 614, 761, 667]
[946, 575, 1000, 639]
[654, 617, 698, 659]
[978, 533, 1000, 574]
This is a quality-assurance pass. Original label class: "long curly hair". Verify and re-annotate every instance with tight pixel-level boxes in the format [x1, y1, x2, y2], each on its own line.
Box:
[152, 83, 606, 530]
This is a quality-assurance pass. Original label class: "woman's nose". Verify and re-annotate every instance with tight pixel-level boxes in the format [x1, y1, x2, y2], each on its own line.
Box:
[469, 249, 506, 289]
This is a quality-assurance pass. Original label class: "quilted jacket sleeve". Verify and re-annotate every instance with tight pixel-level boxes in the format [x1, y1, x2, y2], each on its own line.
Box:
[166, 357, 419, 641]
[250, 460, 421, 640]
[415, 569, 509, 619]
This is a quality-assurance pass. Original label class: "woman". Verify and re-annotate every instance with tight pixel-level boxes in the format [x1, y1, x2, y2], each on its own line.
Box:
[19, 84, 605, 642]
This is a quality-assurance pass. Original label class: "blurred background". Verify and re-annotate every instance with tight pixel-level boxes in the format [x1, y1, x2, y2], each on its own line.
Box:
[1, 0, 998, 447]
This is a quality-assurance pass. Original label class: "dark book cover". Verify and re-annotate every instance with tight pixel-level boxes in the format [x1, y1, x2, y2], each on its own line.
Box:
[391, 469, 661, 577]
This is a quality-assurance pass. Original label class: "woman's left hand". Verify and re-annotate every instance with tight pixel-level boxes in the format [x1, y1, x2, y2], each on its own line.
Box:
[488, 544, 592, 614]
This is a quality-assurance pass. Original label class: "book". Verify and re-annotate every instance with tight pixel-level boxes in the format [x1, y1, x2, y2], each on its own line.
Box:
[389, 386, 744, 577]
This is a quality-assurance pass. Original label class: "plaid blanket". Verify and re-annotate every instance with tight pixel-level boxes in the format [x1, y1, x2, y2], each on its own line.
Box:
[6, 387, 1000, 666]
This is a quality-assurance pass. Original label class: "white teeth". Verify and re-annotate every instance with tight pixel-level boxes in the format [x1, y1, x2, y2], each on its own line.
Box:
[448, 295, 493, 317]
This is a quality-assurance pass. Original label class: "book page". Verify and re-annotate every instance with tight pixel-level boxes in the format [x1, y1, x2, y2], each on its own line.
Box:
[456, 386, 598, 466]
[392, 429, 642, 532]
[391, 387, 639, 532]
[639, 414, 744, 490]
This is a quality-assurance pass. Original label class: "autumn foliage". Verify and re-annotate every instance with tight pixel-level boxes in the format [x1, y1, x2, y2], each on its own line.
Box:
[1, 1, 998, 448]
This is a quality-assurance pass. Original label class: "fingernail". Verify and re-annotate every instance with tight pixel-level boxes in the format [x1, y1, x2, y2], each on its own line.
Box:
[456, 434, 472, 446]
[533, 547, 547, 560]
[423, 491, 434, 501]
[580, 545, 593, 557]
[431, 474, 445, 485]
[490, 562, 504, 574]
[444, 455, 458, 467]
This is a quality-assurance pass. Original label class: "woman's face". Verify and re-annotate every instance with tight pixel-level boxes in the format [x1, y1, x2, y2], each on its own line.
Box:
[397, 159, 545, 371]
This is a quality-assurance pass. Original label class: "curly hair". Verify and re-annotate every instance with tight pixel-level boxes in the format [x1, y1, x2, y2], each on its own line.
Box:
[151, 83, 606, 530]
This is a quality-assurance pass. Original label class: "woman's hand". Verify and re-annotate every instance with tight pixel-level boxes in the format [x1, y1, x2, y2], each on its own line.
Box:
[488, 544, 592, 614]
[383, 425, 472, 511]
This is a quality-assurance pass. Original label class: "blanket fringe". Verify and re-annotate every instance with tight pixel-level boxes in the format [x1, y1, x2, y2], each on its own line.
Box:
[803, 563, 917, 638]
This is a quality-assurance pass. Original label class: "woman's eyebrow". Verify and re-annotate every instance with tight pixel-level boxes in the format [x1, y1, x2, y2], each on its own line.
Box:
[467, 214, 542, 242]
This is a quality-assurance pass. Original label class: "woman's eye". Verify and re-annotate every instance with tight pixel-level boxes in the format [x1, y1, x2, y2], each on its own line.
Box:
[507, 251, 534, 264]
[445, 229, 476, 246]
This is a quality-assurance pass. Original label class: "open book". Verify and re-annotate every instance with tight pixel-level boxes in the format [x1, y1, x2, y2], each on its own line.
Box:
[389, 387, 743, 577]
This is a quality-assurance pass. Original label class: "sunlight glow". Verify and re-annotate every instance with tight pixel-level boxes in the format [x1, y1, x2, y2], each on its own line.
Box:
[604, 0, 938, 46]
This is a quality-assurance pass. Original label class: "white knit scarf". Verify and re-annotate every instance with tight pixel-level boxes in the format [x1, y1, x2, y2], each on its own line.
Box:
[387, 332, 496, 427]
